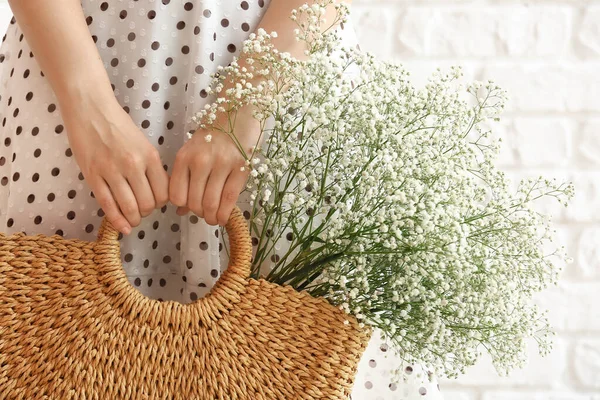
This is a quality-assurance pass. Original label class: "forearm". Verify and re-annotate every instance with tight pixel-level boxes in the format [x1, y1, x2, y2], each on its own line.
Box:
[7, 0, 115, 108]
[257, 0, 350, 61]
[216, 0, 351, 133]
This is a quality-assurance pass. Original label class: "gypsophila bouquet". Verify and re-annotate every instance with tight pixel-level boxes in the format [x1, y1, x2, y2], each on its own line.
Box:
[188, 0, 575, 382]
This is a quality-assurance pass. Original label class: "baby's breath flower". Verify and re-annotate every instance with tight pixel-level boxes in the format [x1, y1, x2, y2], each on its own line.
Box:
[187, 0, 575, 381]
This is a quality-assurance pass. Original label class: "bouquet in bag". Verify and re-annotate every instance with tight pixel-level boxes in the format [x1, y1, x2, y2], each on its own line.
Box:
[188, 0, 575, 382]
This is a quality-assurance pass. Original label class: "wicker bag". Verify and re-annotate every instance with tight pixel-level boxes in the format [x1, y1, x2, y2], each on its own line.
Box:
[0, 205, 372, 399]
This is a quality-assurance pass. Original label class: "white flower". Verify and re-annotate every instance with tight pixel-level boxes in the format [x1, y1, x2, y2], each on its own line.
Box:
[186, 0, 575, 381]
[204, 134, 212, 143]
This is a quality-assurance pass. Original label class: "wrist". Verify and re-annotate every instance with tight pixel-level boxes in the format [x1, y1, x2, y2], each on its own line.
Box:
[54, 66, 116, 114]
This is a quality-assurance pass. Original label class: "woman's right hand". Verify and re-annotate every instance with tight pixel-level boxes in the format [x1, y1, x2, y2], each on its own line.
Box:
[60, 92, 170, 236]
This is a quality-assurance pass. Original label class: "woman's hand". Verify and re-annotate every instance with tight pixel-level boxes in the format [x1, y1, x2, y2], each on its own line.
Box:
[169, 112, 261, 227]
[63, 93, 170, 236]
[7, 0, 170, 236]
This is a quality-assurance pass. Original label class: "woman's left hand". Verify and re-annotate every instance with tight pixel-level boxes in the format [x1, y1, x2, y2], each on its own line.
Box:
[169, 113, 261, 226]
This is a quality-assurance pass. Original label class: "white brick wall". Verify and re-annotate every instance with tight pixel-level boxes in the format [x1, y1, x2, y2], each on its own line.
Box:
[350, 0, 600, 398]
[0, 0, 597, 398]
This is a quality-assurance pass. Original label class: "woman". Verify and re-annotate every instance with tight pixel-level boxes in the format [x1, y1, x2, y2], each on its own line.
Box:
[0, 0, 442, 398]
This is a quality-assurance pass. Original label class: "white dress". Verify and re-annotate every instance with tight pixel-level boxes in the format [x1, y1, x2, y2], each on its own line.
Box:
[0, 1, 443, 398]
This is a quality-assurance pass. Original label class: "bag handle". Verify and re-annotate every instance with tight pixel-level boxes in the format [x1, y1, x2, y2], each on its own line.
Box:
[93, 205, 253, 330]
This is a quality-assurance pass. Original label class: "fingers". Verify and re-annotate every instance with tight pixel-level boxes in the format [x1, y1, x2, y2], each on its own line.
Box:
[176, 205, 190, 216]
[169, 150, 191, 209]
[217, 167, 249, 226]
[145, 150, 170, 209]
[203, 165, 233, 226]
[90, 175, 132, 235]
[126, 167, 156, 218]
[105, 173, 142, 229]
[187, 158, 210, 220]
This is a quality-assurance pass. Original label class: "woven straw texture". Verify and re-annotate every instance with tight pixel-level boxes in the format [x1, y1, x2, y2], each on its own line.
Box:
[0, 205, 372, 399]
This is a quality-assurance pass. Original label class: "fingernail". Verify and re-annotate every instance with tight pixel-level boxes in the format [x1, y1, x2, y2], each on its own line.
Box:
[122, 226, 131, 235]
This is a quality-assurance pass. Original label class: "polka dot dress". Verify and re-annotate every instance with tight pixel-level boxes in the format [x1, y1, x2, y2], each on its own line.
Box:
[0, 1, 443, 398]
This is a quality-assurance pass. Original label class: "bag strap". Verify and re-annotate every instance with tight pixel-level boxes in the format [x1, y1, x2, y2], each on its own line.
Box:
[95, 205, 253, 292]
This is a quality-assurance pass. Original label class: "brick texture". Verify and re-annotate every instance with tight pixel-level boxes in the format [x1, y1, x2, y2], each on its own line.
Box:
[349, 0, 598, 398]
[0, 0, 596, 398]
